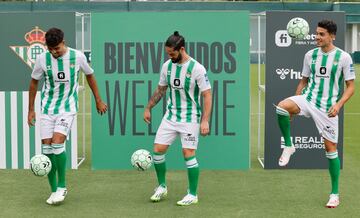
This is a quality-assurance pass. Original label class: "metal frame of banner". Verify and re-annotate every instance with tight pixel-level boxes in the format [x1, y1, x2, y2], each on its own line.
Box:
[76, 12, 88, 168]
[251, 12, 266, 168]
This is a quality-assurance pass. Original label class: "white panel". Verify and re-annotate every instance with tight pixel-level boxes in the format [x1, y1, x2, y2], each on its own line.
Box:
[0, 92, 6, 169]
[71, 116, 78, 169]
[23, 92, 30, 169]
[10, 92, 18, 169]
[34, 91, 41, 155]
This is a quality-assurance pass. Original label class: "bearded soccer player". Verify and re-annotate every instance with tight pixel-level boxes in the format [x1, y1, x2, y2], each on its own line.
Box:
[28, 28, 107, 205]
[143, 31, 212, 206]
[276, 20, 355, 208]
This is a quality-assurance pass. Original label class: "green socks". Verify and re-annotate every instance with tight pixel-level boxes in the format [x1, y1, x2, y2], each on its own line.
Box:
[185, 156, 199, 196]
[153, 152, 166, 187]
[42, 144, 57, 192]
[276, 106, 292, 147]
[53, 143, 67, 188]
[326, 151, 340, 194]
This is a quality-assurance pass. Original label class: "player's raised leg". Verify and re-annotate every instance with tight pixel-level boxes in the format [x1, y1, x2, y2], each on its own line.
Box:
[151, 143, 169, 202]
[324, 139, 340, 208]
[177, 148, 199, 206]
[276, 99, 299, 166]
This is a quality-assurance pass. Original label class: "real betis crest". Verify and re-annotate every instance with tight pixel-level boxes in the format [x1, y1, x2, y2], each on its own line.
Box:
[9, 26, 47, 69]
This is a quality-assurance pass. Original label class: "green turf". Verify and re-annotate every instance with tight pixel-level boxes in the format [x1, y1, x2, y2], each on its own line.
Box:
[0, 65, 359, 217]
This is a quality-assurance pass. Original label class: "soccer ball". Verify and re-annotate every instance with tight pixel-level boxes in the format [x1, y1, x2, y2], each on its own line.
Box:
[131, 149, 153, 171]
[30, 154, 52, 177]
[287, 17, 310, 39]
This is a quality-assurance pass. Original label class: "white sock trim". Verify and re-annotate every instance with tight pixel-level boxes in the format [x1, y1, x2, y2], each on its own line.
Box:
[153, 154, 165, 164]
[275, 105, 290, 116]
[326, 151, 338, 159]
[186, 158, 199, 168]
[42, 144, 53, 154]
[52, 143, 65, 155]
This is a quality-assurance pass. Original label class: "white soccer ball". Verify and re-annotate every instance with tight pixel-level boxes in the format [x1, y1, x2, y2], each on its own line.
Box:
[131, 149, 153, 171]
[30, 154, 52, 177]
[287, 17, 310, 39]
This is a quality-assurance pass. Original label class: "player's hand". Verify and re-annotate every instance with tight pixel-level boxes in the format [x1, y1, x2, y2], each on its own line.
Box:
[200, 120, 209, 136]
[143, 108, 151, 124]
[28, 111, 36, 126]
[328, 103, 341, 117]
[96, 100, 108, 115]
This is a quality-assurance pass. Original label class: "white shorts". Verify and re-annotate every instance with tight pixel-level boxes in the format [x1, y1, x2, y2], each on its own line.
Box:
[154, 118, 200, 149]
[288, 95, 338, 143]
[40, 113, 76, 139]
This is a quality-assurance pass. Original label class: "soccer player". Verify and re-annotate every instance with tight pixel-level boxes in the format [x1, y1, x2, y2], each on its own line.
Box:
[27, 28, 107, 205]
[143, 31, 212, 206]
[276, 20, 355, 208]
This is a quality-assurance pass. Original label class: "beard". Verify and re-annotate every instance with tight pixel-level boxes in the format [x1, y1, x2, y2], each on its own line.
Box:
[171, 52, 182, 63]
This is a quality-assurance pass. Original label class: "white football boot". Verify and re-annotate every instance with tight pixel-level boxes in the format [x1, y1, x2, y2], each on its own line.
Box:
[150, 185, 167, 202]
[46, 192, 57, 205]
[52, 187, 67, 204]
[177, 193, 198, 206]
[326, 194, 340, 208]
[278, 145, 296, 167]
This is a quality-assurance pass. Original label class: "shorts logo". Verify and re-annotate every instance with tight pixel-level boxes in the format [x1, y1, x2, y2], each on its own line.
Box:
[184, 133, 196, 142]
[9, 26, 47, 70]
[57, 119, 69, 129]
[323, 126, 336, 139]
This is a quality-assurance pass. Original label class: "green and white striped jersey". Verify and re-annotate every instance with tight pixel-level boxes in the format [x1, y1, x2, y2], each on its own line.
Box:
[159, 58, 211, 123]
[31, 48, 93, 115]
[302, 47, 356, 112]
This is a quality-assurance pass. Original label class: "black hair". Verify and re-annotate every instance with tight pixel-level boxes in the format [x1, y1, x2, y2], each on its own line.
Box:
[318, 20, 337, 35]
[45, 27, 64, 47]
[165, 31, 185, 51]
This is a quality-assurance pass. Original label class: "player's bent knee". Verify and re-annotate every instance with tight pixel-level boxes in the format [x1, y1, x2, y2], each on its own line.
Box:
[42, 138, 52, 145]
[277, 100, 292, 111]
[52, 132, 67, 144]
[154, 144, 168, 154]
[182, 148, 196, 158]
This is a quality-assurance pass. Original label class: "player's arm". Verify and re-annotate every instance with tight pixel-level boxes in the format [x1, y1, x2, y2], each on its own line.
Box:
[328, 79, 355, 117]
[28, 55, 44, 126]
[79, 52, 107, 115]
[143, 85, 168, 124]
[200, 89, 212, 136]
[296, 51, 311, 95]
[85, 74, 107, 115]
[295, 77, 309, 95]
[28, 79, 39, 126]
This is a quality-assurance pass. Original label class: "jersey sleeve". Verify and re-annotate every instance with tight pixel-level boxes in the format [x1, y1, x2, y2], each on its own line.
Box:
[342, 53, 356, 81]
[195, 64, 211, 92]
[301, 51, 311, 78]
[158, 62, 168, 86]
[31, 54, 45, 80]
[79, 52, 94, 75]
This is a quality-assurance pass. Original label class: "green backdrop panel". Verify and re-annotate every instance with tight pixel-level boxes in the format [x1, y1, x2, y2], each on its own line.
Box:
[0, 12, 77, 169]
[92, 11, 250, 170]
